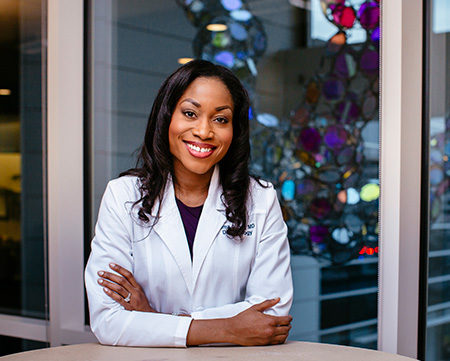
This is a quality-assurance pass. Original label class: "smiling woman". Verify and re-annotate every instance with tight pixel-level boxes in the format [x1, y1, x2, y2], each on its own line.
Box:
[169, 77, 234, 198]
[84, 60, 293, 347]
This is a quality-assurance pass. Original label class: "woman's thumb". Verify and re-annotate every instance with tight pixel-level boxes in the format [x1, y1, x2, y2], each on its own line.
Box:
[253, 297, 280, 312]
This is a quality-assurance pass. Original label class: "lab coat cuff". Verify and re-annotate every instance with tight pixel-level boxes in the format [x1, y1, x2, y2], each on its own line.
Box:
[174, 316, 193, 347]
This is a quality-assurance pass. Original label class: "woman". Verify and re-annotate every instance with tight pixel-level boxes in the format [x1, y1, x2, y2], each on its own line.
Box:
[85, 60, 293, 347]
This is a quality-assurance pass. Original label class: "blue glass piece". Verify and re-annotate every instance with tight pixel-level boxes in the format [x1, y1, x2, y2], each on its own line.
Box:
[256, 113, 278, 127]
[214, 51, 235, 67]
[229, 23, 248, 41]
[332, 228, 350, 244]
[231, 10, 252, 21]
[221, 0, 242, 11]
[248, 106, 254, 119]
[237, 51, 246, 59]
[282, 180, 296, 201]
[346, 188, 360, 204]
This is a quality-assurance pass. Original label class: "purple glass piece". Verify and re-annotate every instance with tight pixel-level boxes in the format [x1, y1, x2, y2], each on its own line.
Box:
[310, 198, 332, 219]
[360, 50, 379, 77]
[323, 77, 344, 101]
[371, 26, 380, 43]
[336, 99, 359, 123]
[298, 127, 321, 153]
[335, 51, 356, 78]
[310, 225, 329, 243]
[358, 2, 380, 30]
[324, 125, 347, 149]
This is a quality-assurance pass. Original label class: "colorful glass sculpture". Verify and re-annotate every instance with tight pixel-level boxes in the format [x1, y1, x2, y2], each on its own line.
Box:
[249, 0, 381, 264]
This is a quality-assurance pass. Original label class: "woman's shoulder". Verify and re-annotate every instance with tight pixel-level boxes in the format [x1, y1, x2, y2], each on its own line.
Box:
[248, 177, 278, 207]
[104, 175, 141, 202]
[249, 176, 274, 192]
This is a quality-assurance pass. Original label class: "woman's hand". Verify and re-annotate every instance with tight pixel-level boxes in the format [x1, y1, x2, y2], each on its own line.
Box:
[97, 263, 156, 313]
[186, 298, 292, 346]
[226, 298, 293, 346]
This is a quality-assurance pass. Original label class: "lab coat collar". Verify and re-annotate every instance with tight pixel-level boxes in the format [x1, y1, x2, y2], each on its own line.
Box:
[151, 166, 227, 295]
[192, 166, 227, 290]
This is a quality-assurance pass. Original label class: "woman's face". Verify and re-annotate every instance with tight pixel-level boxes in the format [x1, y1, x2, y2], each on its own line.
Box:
[169, 76, 234, 180]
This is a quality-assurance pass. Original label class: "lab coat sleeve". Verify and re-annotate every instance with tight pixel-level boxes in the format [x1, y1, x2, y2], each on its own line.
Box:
[191, 185, 293, 320]
[85, 179, 193, 347]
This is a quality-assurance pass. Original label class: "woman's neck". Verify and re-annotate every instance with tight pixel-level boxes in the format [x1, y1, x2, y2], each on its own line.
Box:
[173, 168, 213, 207]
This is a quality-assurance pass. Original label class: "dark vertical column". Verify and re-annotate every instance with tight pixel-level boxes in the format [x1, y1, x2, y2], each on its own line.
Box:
[19, 0, 45, 319]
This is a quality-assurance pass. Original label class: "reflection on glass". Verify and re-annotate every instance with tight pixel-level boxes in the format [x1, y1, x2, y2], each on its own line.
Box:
[425, 0, 450, 359]
[88, 0, 379, 349]
[0, 0, 45, 318]
[0, 335, 46, 357]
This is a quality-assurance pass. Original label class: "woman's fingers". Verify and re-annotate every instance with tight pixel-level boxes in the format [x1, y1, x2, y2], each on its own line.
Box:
[97, 278, 128, 299]
[269, 333, 289, 345]
[101, 286, 132, 310]
[227, 300, 293, 346]
[97, 264, 156, 313]
[97, 270, 133, 293]
[109, 263, 141, 289]
[274, 324, 292, 336]
[274, 315, 293, 326]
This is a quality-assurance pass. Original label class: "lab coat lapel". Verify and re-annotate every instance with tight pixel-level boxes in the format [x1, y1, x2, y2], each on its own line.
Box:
[192, 166, 227, 289]
[151, 177, 193, 294]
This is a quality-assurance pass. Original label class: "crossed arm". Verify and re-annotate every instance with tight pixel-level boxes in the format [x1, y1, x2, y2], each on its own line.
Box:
[97, 263, 293, 346]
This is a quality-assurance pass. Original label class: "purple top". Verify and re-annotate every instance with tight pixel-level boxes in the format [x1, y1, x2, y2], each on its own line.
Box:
[175, 198, 203, 259]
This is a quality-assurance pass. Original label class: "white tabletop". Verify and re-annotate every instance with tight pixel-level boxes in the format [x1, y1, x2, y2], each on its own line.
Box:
[0, 341, 418, 361]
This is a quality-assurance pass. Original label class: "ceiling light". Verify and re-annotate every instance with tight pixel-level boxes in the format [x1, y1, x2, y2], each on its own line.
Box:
[206, 24, 228, 32]
[177, 58, 194, 65]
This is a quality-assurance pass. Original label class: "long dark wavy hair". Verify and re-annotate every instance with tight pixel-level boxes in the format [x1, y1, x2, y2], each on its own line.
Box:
[121, 60, 252, 238]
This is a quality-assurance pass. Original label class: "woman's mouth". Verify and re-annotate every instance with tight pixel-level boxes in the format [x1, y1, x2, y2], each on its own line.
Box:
[184, 141, 216, 158]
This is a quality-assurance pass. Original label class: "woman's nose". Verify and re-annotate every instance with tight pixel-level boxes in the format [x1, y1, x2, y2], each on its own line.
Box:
[192, 118, 213, 139]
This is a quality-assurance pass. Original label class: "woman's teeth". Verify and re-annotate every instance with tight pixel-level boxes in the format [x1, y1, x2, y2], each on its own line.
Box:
[187, 143, 213, 153]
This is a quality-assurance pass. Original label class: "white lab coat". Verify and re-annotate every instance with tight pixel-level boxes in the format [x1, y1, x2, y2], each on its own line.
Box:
[85, 166, 293, 347]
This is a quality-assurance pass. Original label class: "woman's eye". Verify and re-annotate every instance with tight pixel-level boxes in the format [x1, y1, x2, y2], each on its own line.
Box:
[214, 117, 229, 124]
[184, 111, 196, 118]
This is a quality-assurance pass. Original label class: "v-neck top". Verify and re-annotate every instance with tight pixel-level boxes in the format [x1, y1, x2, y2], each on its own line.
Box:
[175, 198, 203, 259]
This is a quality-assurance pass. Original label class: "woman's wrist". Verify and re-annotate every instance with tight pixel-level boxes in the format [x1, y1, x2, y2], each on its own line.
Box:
[186, 318, 232, 345]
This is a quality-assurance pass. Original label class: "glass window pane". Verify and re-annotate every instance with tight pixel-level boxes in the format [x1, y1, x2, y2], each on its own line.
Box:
[86, 0, 380, 347]
[0, 0, 46, 319]
[0, 335, 47, 357]
[425, 0, 450, 359]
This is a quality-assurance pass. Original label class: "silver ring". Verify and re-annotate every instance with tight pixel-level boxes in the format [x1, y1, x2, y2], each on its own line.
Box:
[124, 292, 131, 303]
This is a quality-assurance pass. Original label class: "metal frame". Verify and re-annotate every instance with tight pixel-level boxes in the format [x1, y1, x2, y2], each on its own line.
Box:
[378, 0, 424, 358]
[47, 0, 96, 345]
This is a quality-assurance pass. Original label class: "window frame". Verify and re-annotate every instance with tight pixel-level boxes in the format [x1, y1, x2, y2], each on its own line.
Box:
[0, 0, 427, 357]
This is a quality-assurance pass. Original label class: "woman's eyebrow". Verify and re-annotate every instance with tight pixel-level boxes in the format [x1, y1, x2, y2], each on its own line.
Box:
[216, 105, 233, 112]
[180, 98, 201, 107]
[181, 98, 233, 112]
